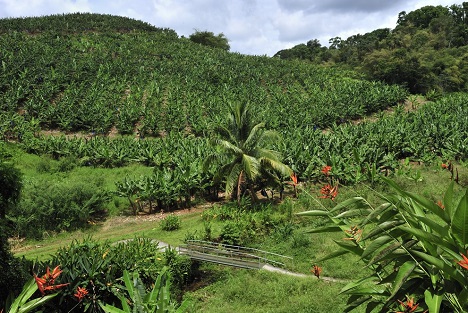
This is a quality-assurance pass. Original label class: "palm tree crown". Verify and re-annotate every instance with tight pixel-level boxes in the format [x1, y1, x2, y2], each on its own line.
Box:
[207, 102, 292, 202]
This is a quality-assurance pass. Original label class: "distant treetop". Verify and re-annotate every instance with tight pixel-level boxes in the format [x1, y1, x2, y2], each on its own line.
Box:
[189, 30, 230, 51]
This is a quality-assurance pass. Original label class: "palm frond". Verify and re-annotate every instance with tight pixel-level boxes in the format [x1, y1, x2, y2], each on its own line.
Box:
[241, 154, 261, 181]
[225, 163, 242, 197]
[244, 122, 266, 151]
[215, 138, 243, 155]
[260, 157, 292, 177]
[255, 148, 282, 162]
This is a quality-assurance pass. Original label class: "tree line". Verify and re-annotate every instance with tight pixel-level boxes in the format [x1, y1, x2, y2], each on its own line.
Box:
[275, 3, 468, 94]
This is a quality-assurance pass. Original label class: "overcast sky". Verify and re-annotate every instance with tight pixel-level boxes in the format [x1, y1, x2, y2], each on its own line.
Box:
[0, 0, 460, 56]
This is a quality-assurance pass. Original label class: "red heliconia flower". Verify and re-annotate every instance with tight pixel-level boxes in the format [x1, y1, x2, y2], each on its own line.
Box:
[396, 296, 419, 313]
[319, 184, 338, 201]
[457, 252, 468, 270]
[321, 165, 332, 176]
[290, 173, 298, 186]
[311, 265, 322, 278]
[34, 266, 69, 296]
[74, 286, 88, 301]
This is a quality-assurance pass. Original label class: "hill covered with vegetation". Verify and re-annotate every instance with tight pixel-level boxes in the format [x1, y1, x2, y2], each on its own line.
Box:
[275, 3, 468, 94]
[1, 11, 468, 313]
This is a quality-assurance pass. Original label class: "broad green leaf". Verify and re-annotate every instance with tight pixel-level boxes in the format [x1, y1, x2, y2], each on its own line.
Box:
[443, 181, 455, 219]
[334, 208, 372, 219]
[99, 303, 127, 313]
[362, 220, 405, 241]
[450, 190, 468, 248]
[411, 250, 465, 285]
[343, 295, 372, 313]
[424, 289, 443, 313]
[399, 226, 458, 252]
[316, 249, 350, 262]
[384, 178, 450, 223]
[361, 203, 392, 226]
[18, 293, 58, 313]
[333, 240, 364, 256]
[330, 196, 371, 214]
[296, 210, 330, 217]
[408, 213, 449, 238]
[388, 261, 416, 300]
[9, 278, 37, 313]
[305, 225, 342, 234]
[361, 235, 394, 260]
[340, 275, 379, 294]
[368, 240, 418, 266]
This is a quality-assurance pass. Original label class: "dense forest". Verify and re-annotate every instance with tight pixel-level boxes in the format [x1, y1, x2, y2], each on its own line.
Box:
[275, 3, 468, 94]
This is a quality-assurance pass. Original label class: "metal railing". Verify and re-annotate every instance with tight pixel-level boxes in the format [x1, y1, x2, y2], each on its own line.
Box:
[179, 240, 292, 269]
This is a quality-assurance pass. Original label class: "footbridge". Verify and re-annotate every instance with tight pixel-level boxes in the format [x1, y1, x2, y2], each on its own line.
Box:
[178, 240, 292, 270]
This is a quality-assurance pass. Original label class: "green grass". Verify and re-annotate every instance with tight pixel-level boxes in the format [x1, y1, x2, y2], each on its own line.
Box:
[184, 266, 365, 313]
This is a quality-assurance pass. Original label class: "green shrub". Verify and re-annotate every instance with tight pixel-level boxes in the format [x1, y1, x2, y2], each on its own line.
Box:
[299, 178, 468, 312]
[161, 214, 181, 231]
[9, 179, 110, 238]
[35, 237, 192, 312]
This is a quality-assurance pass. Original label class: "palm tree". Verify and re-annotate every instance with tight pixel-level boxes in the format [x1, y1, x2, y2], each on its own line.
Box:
[206, 102, 292, 203]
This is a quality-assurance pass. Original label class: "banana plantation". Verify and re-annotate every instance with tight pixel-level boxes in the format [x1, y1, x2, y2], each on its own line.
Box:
[1, 14, 468, 213]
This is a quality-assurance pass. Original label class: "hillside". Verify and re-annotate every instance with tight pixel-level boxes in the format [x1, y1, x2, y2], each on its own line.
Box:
[1, 13, 468, 185]
[0, 13, 406, 139]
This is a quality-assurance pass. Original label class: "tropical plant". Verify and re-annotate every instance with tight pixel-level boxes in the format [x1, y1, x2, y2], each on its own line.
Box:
[298, 178, 468, 312]
[3, 276, 59, 313]
[206, 102, 292, 204]
[99, 267, 189, 313]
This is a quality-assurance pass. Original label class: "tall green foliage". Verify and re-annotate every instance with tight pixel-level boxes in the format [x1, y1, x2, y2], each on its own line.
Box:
[0, 147, 29, 305]
[207, 102, 292, 203]
[298, 178, 468, 312]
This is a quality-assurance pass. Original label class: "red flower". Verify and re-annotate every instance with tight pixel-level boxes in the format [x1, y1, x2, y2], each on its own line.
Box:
[441, 163, 448, 169]
[321, 165, 332, 176]
[34, 266, 69, 296]
[396, 296, 419, 313]
[74, 286, 88, 301]
[436, 200, 445, 210]
[457, 252, 468, 270]
[311, 265, 322, 278]
[319, 184, 338, 201]
[290, 173, 298, 186]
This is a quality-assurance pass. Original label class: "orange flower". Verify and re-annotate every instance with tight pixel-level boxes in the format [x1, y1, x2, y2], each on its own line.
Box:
[436, 200, 445, 209]
[344, 226, 362, 242]
[457, 252, 468, 270]
[34, 266, 69, 296]
[319, 184, 338, 201]
[74, 286, 88, 301]
[441, 163, 448, 169]
[311, 265, 322, 278]
[290, 173, 298, 186]
[321, 165, 332, 176]
[396, 296, 419, 313]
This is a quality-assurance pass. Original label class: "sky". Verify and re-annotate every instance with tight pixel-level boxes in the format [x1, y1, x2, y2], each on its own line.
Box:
[0, 0, 460, 56]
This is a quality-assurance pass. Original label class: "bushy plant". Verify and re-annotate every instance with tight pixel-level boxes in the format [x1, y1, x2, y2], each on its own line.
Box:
[9, 179, 110, 238]
[31, 237, 194, 312]
[298, 178, 468, 312]
[100, 267, 189, 313]
[160, 214, 181, 231]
